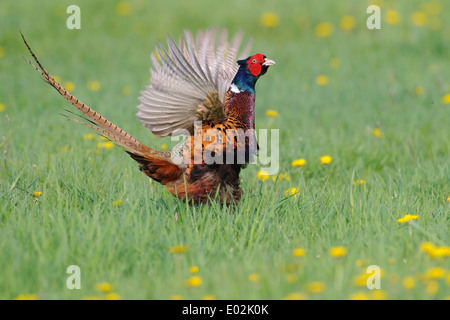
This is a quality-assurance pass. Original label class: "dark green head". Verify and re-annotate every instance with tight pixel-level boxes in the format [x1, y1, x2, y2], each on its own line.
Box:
[231, 53, 275, 94]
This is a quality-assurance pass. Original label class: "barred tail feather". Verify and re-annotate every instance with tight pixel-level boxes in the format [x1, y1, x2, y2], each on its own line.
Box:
[21, 32, 149, 156]
[22, 32, 182, 184]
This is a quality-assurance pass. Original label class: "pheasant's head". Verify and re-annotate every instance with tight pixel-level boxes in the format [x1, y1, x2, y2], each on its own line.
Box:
[231, 53, 275, 93]
[238, 53, 275, 77]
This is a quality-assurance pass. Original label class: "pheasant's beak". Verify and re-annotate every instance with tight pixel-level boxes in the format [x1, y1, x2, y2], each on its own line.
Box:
[262, 58, 276, 66]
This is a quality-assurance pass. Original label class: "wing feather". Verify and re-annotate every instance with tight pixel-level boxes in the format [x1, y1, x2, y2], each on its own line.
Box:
[136, 27, 252, 136]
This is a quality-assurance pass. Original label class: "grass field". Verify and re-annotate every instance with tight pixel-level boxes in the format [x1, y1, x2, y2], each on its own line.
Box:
[0, 0, 449, 300]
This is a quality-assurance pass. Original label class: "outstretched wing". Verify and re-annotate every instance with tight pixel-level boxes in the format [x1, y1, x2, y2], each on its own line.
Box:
[136, 27, 252, 137]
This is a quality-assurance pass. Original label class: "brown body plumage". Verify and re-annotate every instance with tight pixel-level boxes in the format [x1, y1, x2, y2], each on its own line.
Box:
[22, 28, 274, 205]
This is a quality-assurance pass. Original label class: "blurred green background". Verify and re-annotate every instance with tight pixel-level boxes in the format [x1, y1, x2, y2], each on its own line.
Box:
[0, 0, 449, 300]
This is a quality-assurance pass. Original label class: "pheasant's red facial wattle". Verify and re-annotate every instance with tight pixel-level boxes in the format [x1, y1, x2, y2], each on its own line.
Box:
[247, 53, 265, 76]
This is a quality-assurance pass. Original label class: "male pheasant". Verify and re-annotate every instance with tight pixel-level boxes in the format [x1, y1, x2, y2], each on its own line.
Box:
[22, 28, 275, 205]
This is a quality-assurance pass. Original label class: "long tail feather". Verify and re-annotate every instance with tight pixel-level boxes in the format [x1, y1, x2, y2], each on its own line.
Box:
[21, 32, 149, 156]
[22, 32, 183, 184]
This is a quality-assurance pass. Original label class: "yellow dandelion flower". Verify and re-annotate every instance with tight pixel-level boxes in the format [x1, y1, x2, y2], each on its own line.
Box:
[95, 282, 113, 292]
[185, 276, 202, 287]
[421, 242, 435, 253]
[402, 276, 416, 290]
[15, 294, 38, 300]
[424, 1, 442, 15]
[64, 81, 75, 91]
[248, 273, 260, 283]
[283, 292, 306, 300]
[316, 75, 329, 86]
[355, 259, 367, 268]
[170, 295, 183, 300]
[265, 110, 279, 118]
[429, 63, 439, 73]
[315, 22, 334, 38]
[390, 274, 400, 286]
[297, 16, 310, 30]
[83, 133, 96, 140]
[329, 246, 348, 258]
[349, 292, 370, 300]
[285, 273, 298, 283]
[161, 143, 168, 150]
[340, 15, 356, 31]
[447, 195, 450, 202]
[133, 22, 147, 35]
[427, 16, 442, 31]
[411, 11, 427, 26]
[122, 85, 131, 95]
[87, 80, 101, 91]
[169, 245, 189, 254]
[201, 295, 216, 300]
[386, 273, 398, 285]
[281, 263, 301, 273]
[260, 12, 279, 28]
[353, 179, 366, 186]
[424, 267, 446, 280]
[371, 289, 387, 300]
[189, 266, 199, 274]
[307, 281, 326, 294]
[105, 293, 121, 300]
[285, 187, 300, 198]
[0, 103, 5, 112]
[426, 246, 450, 258]
[33, 191, 42, 197]
[397, 214, 419, 223]
[425, 281, 439, 296]
[0, 46, 5, 58]
[441, 94, 450, 104]
[320, 155, 332, 165]
[293, 248, 306, 257]
[257, 170, 270, 182]
[372, 128, 383, 138]
[330, 58, 341, 69]
[369, 0, 383, 9]
[414, 86, 425, 95]
[301, 83, 310, 92]
[97, 141, 114, 149]
[113, 200, 122, 207]
[385, 10, 400, 25]
[353, 273, 370, 287]
[272, 173, 290, 181]
[115, 1, 131, 16]
[291, 158, 307, 167]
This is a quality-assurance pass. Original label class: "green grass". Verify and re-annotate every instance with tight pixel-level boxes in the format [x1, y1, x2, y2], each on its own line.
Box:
[1, 0, 449, 300]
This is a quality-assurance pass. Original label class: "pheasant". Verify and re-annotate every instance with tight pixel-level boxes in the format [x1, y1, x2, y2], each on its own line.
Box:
[22, 28, 275, 205]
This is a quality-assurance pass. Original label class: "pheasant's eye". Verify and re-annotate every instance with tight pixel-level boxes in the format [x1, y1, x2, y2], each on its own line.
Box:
[252, 58, 257, 64]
